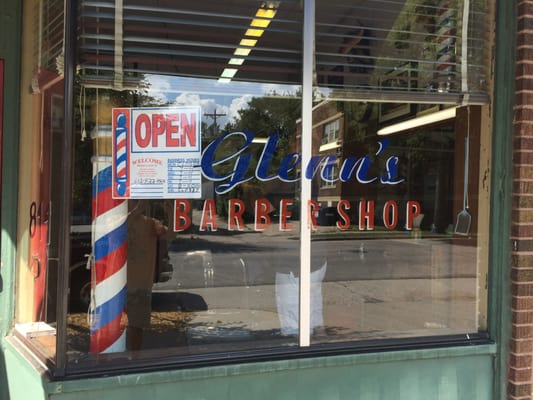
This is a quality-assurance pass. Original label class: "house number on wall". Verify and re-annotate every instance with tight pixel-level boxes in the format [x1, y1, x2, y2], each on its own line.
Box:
[29, 201, 49, 238]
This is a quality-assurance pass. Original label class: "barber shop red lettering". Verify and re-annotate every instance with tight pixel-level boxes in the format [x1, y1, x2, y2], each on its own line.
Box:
[173, 199, 422, 233]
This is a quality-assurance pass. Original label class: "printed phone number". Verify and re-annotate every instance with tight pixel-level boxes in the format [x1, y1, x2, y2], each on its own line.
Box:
[133, 178, 166, 185]
[169, 185, 201, 193]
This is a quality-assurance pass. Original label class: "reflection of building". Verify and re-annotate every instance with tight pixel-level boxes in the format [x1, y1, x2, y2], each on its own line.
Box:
[296, 101, 370, 208]
[296, 99, 460, 232]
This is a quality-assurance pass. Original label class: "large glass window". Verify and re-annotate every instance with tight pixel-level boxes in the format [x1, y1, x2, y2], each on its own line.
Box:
[68, 80, 303, 360]
[14, 0, 492, 374]
[308, 101, 485, 344]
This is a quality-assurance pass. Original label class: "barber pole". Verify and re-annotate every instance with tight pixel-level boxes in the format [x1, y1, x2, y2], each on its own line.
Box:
[89, 116, 128, 353]
[114, 112, 129, 197]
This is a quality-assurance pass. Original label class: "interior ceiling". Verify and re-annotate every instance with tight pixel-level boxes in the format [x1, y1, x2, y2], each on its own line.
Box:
[80, 0, 406, 86]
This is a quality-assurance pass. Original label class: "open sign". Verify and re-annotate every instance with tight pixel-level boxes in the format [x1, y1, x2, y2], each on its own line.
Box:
[112, 106, 202, 199]
[129, 107, 200, 153]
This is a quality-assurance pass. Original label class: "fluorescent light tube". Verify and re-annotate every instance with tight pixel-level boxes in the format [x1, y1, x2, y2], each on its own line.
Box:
[245, 28, 265, 37]
[234, 48, 252, 56]
[377, 107, 456, 136]
[240, 39, 257, 47]
[220, 68, 238, 79]
[251, 18, 272, 28]
[229, 58, 245, 65]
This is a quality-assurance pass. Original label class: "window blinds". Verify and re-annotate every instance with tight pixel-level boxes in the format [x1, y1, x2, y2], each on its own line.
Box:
[78, 0, 490, 103]
[35, 0, 65, 76]
[78, 0, 304, 89]
[315, 0, 490, 103]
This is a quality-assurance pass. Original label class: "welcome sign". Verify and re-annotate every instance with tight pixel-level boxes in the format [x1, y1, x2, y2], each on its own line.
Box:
[112, 106, 202, 199]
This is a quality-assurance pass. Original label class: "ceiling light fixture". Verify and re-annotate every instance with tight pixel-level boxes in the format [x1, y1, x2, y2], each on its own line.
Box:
[244, 28, 265, 38]
[228, 58, 245, 66]
[234, 47, 252, 57]
[251, 18, 272, 29]
[240, 38, 258, 47]
[220, 68, 238, 79]
[377, 107, 457, 136]
[256, 7, 277, 19]
[218, 1, 280, 83]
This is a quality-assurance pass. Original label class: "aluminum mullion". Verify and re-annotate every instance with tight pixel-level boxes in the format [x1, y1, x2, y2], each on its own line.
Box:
[299, 0, 314, 348]
[55, 0, 76, 375]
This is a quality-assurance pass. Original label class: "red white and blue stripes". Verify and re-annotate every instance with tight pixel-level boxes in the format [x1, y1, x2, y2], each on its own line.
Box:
[113, 110, 129, 197]
[90, 149, 128, 353]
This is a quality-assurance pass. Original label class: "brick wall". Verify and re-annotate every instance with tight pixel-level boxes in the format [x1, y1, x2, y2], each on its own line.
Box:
[510, 1, 533, 399]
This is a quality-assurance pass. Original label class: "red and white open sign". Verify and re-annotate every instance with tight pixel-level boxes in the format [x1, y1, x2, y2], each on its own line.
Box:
[128, 107, 201, 153]
[112, 106, 202, 199]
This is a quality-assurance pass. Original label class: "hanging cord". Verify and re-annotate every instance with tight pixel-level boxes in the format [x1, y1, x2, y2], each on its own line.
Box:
[88, 183, 97, 326]
[88, 88, 99, 326]
[463, 106, 470, 211]
[85, 252, 95, 325]
[461, 0, 470, 93]
[79, 86, 87, 141]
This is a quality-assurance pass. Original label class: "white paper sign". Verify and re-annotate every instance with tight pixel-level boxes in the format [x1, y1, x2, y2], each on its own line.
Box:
[112, 106, 202, 199]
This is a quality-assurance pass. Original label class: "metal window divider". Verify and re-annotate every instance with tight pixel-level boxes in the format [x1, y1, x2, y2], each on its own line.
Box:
[299, 0, 315, 348]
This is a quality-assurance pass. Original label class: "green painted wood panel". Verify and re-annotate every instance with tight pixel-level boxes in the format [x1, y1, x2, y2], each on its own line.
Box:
[0, 0, 22, 399]
[2, 341, 48, 400]
[0, 338, 497, 400]
[489, 0, 516, 398]
[45, 352, 493, 400]
[0, 0, 21, 338]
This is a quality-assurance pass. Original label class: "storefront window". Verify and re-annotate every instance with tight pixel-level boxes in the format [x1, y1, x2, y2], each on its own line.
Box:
[67, 79, 303, 360]
[308, 101, 485, 344]
[14, 0, 492, 374]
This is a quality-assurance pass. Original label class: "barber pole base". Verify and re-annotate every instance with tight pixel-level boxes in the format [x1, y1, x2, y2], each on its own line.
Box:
[90, 155, 128, 353]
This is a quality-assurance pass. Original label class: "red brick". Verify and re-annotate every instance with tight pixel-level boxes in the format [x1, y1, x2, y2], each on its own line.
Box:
[513, 310, 533, 324]
[512, 254, 533, 268]
[518, 15, 533, 32]
[510, 338, 533, 353]
[512, 324, 533, 338]
[517, 33, 533, 48]
[515, 75, 533, 91]
[514, 122, 533, 137]
[510, 352, 533, 368]
[514, 151, 533, 165]
[511, 224, 533, 237]
[514, 107, 533, 121]
[513, 296, 533, 309]
[517, 89, 533, 103]
[518, 1, 533, 17]
[508, 382, 533, 397]
[513, 180, 533, 195]
[514, 137, 533, 150]
[513, 195, 533, 209]
[513, 283, 533, 296]
[512, 209, 533, 224]
[509, 366, 532, 383]
[512, 268, 533, 281]
[515, 90, 533, 106]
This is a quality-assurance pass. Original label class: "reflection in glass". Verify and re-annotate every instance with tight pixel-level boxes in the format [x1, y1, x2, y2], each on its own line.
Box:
[315, 0, 489, 96]
[67, 75, 486, 361]
[307, 100, 482, 344]
[67, 75, 302, 361]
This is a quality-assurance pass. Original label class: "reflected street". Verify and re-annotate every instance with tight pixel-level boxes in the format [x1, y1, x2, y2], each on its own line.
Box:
[154, 232, 477, 291]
